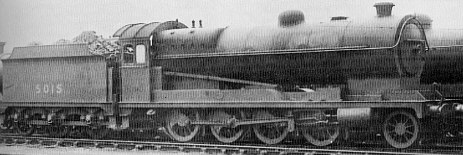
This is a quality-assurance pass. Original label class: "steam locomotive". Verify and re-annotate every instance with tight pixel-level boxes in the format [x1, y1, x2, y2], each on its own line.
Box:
[1, 2, 463, 149]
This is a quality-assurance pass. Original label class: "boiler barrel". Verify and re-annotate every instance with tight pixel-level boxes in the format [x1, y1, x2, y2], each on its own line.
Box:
[154, 15, 428, 87]
[155, 48, 400, 87]
[421, 29, 463, 84]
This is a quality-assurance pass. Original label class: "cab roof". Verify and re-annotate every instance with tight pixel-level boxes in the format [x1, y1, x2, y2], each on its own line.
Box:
[113, 21, 188, 40]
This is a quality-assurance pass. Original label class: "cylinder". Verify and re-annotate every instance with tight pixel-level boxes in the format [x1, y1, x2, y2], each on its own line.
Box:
[337, 108, 371, 127]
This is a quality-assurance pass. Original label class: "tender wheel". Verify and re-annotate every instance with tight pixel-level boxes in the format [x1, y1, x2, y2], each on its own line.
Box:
[165, 110, 200, 142]
[383, 111, 419, 148]
[15, 121, 36, 136]
[86, 126, 110, 139]
[14, 112, 36, 136]
[47, 125, 70, 138]
[209, 110, 246, 143]
[252, 110, 289, 144]
[301, 125, 340, 146]
[0, 114, 14, 133]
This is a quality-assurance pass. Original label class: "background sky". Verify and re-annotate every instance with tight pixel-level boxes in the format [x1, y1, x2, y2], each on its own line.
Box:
[1, 0, 462, 53]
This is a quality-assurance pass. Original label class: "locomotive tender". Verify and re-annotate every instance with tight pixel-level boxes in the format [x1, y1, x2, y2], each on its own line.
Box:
[1, 2, 463, 148]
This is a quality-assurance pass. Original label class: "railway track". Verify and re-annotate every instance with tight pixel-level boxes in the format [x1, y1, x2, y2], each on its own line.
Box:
[1, 135, 461, 155]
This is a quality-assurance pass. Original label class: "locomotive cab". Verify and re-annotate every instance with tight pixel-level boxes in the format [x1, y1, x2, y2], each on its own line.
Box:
[111, 21, 188, 103]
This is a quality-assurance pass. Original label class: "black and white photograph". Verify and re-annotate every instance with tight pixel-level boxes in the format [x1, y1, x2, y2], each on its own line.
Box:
[0, 0, 463, 154]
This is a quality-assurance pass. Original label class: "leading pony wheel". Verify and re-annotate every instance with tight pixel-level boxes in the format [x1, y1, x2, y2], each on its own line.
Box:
[165, 110, 200, 142]
[383, 110, 420, 148]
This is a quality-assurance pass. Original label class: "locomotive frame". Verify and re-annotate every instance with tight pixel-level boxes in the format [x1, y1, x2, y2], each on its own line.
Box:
[1, 2, 463, 149]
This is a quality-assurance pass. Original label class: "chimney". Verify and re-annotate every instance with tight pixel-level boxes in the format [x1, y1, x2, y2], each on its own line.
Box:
[0, 42, 5, 54]
[278, 10, 305, 27]
[374, 2, 395, 17]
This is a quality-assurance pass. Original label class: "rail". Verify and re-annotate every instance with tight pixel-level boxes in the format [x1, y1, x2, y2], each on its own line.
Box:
[0, 135, 461, 155]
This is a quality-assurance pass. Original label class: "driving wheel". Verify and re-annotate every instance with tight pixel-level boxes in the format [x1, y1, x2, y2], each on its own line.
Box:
[301, 125, 340, 146]
[209, 110, 246, 143]
[252, 110, 289, 144]
[165, 110, 200, 142]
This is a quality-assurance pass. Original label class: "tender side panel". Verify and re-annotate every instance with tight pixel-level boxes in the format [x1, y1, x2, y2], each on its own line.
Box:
[3, 56, 107, 103]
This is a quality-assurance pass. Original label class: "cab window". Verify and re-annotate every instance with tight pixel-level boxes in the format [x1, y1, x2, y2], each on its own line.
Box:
[123, 44, 134, 63]
[135, 44, 146, 64]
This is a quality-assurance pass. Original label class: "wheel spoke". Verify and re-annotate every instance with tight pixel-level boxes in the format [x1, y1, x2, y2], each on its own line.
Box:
[403, 135, 409, 142]
[182, 127, 188, 136]
[186, 126, 192, 134]
[393, 118, 399, 124]
[391, 134, 399, 141]
[223, 128, 230, 137]
[269, 129, 276, 139]
[395, 136, 401, 143]
[405, 124, 415, 129]
[387, 122, 396, 127]
[388, 130, 397, 136]
[405, 130, 414, 135]
[178, 126, 184, 136]
[275, 126, 281, 136]
[177, 127, 183, 136]
[399, 115, 407, 124]
[403, 118, 410, 124]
